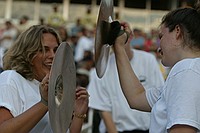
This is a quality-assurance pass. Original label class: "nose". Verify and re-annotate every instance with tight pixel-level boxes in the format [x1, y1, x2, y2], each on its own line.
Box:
[48, 49, 56, 58]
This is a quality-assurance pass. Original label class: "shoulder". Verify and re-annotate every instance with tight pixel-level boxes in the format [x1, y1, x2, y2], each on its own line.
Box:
[89, 68, 98, 79]
[133, 49, 156, 58]
[133, 49, 158, 64]
[0, 70, 25, 85]
[0, 70, 19, 78]
[169, 58, 200, 77]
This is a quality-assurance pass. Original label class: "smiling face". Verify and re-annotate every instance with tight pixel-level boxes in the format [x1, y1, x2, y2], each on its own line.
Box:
[32, 33, 59, 81]
[158, 24, 181, 67]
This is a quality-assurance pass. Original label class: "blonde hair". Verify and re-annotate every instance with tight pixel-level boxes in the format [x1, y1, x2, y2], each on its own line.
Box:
[3, 25, 61, 80]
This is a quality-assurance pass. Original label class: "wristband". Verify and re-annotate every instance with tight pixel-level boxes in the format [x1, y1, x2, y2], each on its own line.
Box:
[40, 96, 48, 106]
[73, 112, 86, 119]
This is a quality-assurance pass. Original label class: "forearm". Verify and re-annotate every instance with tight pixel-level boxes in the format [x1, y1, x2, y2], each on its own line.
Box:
[69, 114, 85, 133]
[69, 87, 89, 133]
[0, 102, 48, 133]
[113, 43, 145, 108]
[169, 125, 197, 133]
[101, 111, 118, 133]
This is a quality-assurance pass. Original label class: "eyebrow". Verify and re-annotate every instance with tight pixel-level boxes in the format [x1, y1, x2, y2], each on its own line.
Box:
[43, 44, 59, 48]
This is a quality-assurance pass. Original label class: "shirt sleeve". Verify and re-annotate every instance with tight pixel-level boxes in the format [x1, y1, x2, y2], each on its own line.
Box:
[146, 86, 163, 108]
[145, 54, 164, 107]
[87, 69, 111, 111]
[0, 74, 23, 117]
[148, 55, 165, 88]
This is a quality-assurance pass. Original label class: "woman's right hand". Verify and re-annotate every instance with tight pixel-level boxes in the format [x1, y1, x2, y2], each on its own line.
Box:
[114, 22, 132, 47]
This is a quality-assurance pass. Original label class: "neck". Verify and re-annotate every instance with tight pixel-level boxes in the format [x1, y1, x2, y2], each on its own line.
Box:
[180, 47, 200, 59]
[34, 73, 42, 82]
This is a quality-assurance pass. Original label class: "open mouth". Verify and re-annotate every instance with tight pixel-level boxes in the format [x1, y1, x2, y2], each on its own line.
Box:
[44, 63, 52, 69]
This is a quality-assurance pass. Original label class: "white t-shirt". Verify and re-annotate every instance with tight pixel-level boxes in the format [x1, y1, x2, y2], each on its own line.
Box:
[0, 28, 18, 49]
[0, 70, 69, 133]
[74, 36, 93, 62]
[146, 58, 200, 133]
[0, 47, 5, 68]
[88, 49, 164, 132]
[0, 28, 18, 68]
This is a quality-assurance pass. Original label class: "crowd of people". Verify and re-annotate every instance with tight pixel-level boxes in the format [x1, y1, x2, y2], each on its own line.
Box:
[0, 0, 200, 133]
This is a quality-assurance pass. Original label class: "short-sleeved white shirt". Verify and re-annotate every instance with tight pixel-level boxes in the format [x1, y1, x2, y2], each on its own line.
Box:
[74, 36, 93, 62]
[146, 58, 200, 133]
[0, 70, 69, 133]
[0, 28, 18, 49]
[88, 49, 164, 132]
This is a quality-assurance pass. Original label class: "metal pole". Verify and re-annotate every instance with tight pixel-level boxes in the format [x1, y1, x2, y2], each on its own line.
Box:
[145, 0, 151, 32]
[34, 0, 41, 23]
[5, 0, 12, 19]
[63, 0, 69, 21]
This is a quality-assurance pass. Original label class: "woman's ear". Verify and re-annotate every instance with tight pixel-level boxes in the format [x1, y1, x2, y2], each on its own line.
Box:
[175, 25, 182, 39]
[174, 25, 184, 47]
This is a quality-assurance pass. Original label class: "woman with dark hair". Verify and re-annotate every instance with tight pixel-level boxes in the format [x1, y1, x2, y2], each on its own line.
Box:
[113, 1, 200, 133]
[0, 25, 89, 133]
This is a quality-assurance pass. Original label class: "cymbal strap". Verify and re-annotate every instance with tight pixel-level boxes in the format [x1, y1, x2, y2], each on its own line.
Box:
[100, 20, 125, 45]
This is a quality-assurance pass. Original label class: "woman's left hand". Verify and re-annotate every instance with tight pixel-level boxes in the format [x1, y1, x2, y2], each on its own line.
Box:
[73, 87, 89, 115]
[39, 74, 49, 102]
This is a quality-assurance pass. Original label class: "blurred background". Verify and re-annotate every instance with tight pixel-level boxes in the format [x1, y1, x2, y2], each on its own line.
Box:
[0, 0, 197, 132]
[0, 0, 196, 32]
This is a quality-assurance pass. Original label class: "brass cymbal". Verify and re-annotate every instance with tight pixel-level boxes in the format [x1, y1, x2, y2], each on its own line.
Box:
[48, 42, 76, 133]
[95, 0, 114, 78]
[95, 0, 125, 78]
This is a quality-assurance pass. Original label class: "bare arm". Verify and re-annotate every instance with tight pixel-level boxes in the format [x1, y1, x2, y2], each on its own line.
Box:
[0, 102, 48, 133]
[100, 111, 118, 133]
[70, 116, 85, 133]
[169, 125, 197, 133]
[0, 74, 49, 133]
[113, 23, 151, 112]
[69, 87, 89, 133]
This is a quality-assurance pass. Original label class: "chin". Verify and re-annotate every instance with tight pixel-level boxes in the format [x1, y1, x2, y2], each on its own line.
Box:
[161, 59, 167, 67]
[44, 66, 51, 72]
[161, 60, 172, 67]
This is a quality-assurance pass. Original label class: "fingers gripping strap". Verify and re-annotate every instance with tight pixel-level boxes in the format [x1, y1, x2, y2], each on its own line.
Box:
[100, 20, 129, 45]
[109, 21, 122, 45]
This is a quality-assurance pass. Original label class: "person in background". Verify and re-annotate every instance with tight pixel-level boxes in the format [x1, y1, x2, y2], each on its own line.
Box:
[74, 27, 94, 63]
[71, 18, 83, 37]
[39, 17, 46, 25]
[0, 20, 18, 70]
[0, 25, 89, 133]
[112, 1, 200, 132]
[130, 28, 145, 50]
[81, 6, 96, 31]
[88, 33, 164, 133]
[17, 15, 31, 33]
[57, 26, 70, 42]
[47, 4, 65, 28]
[0, 20, 18, 51]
